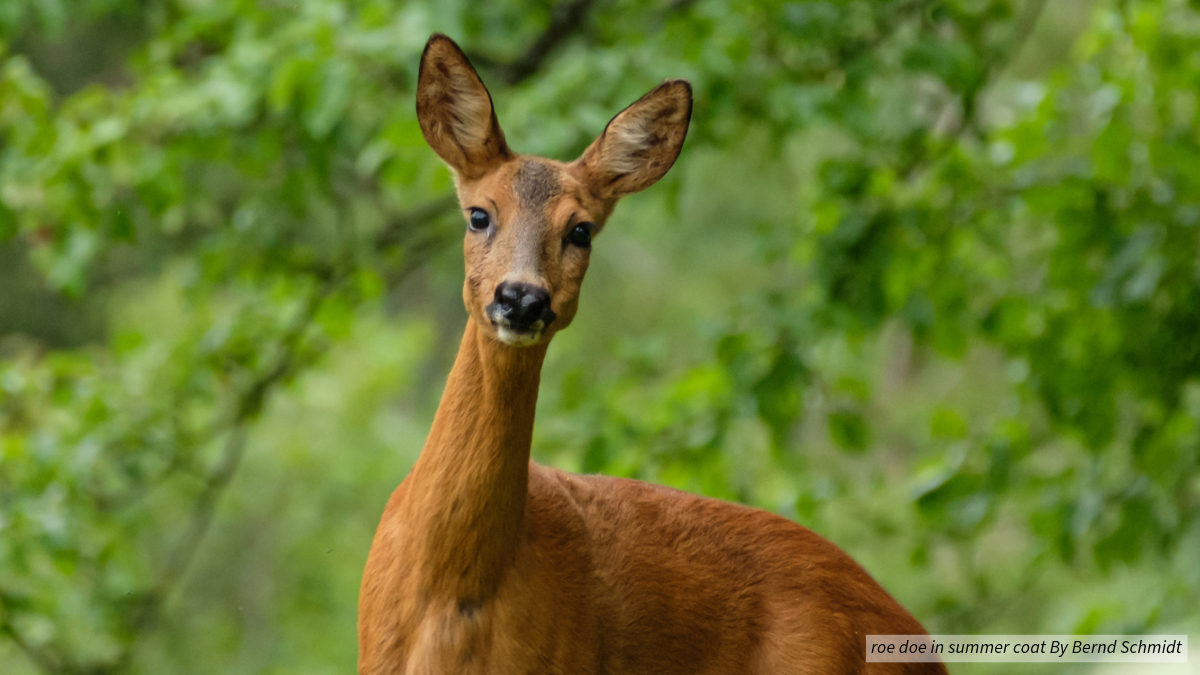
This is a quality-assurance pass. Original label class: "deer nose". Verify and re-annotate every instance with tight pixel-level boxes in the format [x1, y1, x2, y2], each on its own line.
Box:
[491, 282, 556, 330]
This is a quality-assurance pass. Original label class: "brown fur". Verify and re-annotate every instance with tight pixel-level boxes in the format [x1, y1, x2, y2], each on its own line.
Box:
[359, 33, 947, 675]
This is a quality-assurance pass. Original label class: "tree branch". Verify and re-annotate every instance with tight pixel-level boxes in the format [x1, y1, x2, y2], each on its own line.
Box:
[134, 286, 328, 633]
[92, 199, 456, 667]
[893, 0, 1049, 181]
[374, 194, 458, 251]
[0, 612, 62, 675]
[502, 0, 600, 85]
[465, 0, 602, 86]
[138, 187, 463, 628]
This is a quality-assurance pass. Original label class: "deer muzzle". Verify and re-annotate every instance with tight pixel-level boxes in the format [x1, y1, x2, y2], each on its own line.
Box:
[487, 282, 557, 345]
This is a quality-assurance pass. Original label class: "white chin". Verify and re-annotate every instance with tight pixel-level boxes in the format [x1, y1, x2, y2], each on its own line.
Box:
[496, 326, 543, 347]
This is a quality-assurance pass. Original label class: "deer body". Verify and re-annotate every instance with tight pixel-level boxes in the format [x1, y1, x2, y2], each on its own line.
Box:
[359, 34, 946, 675]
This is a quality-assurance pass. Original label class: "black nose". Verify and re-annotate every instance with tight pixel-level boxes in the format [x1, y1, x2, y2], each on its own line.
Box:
[490, 282, 556, 329]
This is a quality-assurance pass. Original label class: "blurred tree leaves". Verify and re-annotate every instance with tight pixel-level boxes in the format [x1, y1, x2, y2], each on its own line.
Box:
[2, 0, 1199, 673]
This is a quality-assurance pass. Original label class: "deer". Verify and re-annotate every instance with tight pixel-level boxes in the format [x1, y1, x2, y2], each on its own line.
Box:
[358, 33, 947, 675]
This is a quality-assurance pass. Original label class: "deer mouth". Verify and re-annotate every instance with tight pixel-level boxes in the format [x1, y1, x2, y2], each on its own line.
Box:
[489, 315, 552, 346]
[486, 309, 557, 347]
[493, 323, 545, 346]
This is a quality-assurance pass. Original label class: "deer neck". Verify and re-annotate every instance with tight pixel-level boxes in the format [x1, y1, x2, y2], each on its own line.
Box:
[402, 317, 547, 603]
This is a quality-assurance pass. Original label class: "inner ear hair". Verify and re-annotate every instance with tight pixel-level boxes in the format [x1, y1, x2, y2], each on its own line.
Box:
[576, 80, 692, 202]
[416, 34, 511, 180]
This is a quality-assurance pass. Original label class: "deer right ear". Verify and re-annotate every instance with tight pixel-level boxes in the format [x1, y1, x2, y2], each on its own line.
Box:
[416, 34, 511, 181]
[574, 80, 692, 204]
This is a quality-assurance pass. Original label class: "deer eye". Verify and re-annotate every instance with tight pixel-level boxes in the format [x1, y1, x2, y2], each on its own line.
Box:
[566, 223, 594, 248]
[467, 208, 490, 232]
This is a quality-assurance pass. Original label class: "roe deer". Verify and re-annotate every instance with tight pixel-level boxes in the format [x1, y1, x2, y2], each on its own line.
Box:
[358, 33, 946, 675]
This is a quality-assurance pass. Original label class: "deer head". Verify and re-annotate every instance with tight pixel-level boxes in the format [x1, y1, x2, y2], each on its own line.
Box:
[416, 34, 692, 347]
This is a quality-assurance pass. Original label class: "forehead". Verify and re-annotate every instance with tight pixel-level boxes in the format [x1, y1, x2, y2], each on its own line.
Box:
[513, 159, 560, 209]
[464, 157, 597, 217]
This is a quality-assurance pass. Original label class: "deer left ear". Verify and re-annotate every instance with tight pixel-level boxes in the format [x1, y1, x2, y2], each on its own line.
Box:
[417, 34, 512, 180]
[574, 80, 692, 203]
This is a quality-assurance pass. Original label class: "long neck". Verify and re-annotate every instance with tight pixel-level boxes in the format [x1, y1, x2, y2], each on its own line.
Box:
[400, 317, 547, 603]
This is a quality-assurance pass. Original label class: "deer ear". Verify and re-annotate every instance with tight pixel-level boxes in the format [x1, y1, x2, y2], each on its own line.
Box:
[574, 80, 692, 203]
[417, 34, 511, 180]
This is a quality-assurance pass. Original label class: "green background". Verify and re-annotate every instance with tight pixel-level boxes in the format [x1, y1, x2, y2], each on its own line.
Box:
[1, 0, 1197, 673]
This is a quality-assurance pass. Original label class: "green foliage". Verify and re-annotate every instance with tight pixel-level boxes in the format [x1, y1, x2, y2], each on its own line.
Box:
[2, 0, 1199, 673]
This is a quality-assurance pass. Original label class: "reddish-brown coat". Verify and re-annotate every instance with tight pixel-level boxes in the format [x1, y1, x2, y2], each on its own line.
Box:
[359, 33, 947, 675]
